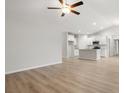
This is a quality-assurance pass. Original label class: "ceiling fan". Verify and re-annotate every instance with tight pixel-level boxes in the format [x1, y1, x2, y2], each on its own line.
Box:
[47, 0, 84, 17]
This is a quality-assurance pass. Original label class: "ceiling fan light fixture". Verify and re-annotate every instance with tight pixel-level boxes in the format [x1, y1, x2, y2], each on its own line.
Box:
[62, 7, 70, 14]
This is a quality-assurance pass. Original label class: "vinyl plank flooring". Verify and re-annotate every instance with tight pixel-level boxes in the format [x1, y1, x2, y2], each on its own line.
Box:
[6, 57, 119, 93]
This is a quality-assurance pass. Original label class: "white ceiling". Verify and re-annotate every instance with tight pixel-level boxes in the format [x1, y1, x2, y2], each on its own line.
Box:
[6, 0, 119, 34]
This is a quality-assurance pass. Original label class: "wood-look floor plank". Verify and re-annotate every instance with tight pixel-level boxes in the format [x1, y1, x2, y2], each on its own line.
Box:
[6, 57, 119, 93]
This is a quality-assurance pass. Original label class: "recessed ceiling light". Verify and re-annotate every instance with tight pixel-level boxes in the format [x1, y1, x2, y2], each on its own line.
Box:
[78, 30, 81, 33]
[93, 22, 97, 26]
[84, 35, 88, 39]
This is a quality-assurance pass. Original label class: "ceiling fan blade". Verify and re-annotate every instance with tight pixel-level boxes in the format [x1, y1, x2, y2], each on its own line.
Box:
[71, 10, 80, 15]
[48, 7, 61, 9]
[61, 13, 65, 17]
[70, 1, 83, 8]
[59, 0, 64, 5]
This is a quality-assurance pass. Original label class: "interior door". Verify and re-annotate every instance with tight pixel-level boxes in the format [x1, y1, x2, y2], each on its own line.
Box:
[115, 39, 119, 56]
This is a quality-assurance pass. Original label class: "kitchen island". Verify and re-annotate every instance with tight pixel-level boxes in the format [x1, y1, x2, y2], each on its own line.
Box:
[79, 49, 101, 60]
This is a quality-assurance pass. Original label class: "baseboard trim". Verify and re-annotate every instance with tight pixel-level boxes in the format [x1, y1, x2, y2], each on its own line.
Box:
[5, 61, 62, 75]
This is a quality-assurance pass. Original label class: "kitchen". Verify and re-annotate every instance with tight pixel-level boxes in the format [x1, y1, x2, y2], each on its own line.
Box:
[62, 25, 119, 60]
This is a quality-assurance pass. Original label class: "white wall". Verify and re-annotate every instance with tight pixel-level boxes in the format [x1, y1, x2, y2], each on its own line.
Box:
[6, 0, 62, 74]
[62, 32, 67, 58]
[90, 26, 119, 41]
[78, 35, 92, 49]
